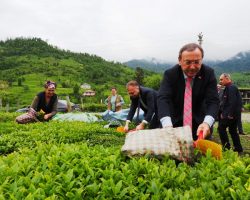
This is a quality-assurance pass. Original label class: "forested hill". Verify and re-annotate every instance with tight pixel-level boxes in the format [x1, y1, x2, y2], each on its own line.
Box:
[0, 37, 135, 85]
[0, 37, 151, 107]
[213, 51, 250, 74]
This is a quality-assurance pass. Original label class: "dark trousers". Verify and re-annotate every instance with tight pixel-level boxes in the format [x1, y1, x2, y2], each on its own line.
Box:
[218, 118, 243, 152]
[237, 113, 244, 134]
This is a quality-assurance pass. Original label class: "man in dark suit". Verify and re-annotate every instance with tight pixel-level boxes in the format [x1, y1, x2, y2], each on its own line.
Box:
[158, 43, 219, 140]
[124, 80, 160, 132]
[218, 73, 243, 153]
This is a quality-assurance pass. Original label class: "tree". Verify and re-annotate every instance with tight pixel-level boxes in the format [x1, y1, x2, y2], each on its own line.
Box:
[7, 77, 15, 87]
[18, 78, 22, 86]
[73, 84, 80, 96]
[144, 74, 162, 90]
[23, 85, 30, 92]
[134, 67, 144, 85]
[61, 80, 71, 88]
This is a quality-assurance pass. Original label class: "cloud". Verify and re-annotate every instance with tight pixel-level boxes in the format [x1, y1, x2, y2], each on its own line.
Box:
[1, 0, 250, 62]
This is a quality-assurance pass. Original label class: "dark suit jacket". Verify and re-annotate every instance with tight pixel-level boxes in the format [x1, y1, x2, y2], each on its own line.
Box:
[127, 86, 158, 123]
[220, 83, 242, 119]
[157, 64, 219, 128]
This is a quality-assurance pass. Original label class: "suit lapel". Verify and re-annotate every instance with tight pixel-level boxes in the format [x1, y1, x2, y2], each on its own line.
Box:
[175, 66, 185, 105]
[193, 66, 204, 97]
[178, 66, 185, 96]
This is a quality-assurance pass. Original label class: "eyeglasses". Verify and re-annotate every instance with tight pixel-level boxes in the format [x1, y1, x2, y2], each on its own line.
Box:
[184, 59, 202, 66]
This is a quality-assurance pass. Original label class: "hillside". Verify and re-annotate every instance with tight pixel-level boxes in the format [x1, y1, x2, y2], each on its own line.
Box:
[214, 51, 250, 73]
[0, 38, 137, 107]
[0, 37, 136, 85]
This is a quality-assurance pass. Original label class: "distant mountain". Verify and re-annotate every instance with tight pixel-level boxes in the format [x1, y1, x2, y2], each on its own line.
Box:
[213, 51, 250, 74]
[124, 58, 174, 73]
[124, 52, 250, 74]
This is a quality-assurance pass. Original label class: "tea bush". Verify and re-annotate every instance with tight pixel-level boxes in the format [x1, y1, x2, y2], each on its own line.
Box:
[0, 112, 249, 199]
[0, 143, 249, 199]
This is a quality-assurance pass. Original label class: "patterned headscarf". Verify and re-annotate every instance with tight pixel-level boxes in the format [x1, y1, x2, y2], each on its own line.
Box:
[45, 81, 56, 89]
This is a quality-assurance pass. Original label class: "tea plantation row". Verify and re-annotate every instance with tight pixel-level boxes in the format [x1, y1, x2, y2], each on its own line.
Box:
[0, 112, 249, 199]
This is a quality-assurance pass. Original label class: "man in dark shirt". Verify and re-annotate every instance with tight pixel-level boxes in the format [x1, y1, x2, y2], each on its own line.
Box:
[218, 73, 243, 154]
[124, 80, 160, 132]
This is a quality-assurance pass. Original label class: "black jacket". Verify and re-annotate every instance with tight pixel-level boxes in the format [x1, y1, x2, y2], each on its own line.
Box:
[157, 64, 219, 126]
[220, 83, 242, 118]
[127, 86, 158, 123]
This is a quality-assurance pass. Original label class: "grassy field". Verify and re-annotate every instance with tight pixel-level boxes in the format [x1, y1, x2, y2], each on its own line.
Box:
[4, 73, 74, 105]
[1, 72, 133, 112]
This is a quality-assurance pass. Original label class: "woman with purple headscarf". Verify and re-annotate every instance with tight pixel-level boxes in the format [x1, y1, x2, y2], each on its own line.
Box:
[30, 80, 58, 121]
[16, 80, 58, 124]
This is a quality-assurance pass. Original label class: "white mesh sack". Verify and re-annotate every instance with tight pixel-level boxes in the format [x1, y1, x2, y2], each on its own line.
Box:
[121, 126, 194, 163]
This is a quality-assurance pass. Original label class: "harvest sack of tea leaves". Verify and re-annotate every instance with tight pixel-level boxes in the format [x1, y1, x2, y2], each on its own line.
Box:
[121, 126, 194, 163]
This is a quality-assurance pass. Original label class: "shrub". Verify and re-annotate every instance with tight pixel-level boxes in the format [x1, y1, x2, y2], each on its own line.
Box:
[82, 103, 106, 112]
[243, 103, 250, 111]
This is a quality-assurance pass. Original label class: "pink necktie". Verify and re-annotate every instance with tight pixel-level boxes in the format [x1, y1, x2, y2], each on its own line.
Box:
[183, 77, 192, 129]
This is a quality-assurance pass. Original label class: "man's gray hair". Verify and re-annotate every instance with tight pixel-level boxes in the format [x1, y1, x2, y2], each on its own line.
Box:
[221, 73, 231, 80]
[126, 80, 139, 88]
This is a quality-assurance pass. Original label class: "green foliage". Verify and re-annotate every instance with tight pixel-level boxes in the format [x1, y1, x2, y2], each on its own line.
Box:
[144, 74, 162, 90]
[82, 103, 106, 112]
[0, 81, 9, 90]
[0, 37, 135, 86]
[243, 122, 250, 134]
[134, 67, 145, 85]
[229, 72, 250, 87]
[73, 84, 80, 96]
[17, 77, 22, 86]
[0, 113, 124, 155]
[244, 104, 250, 111]
[0, 37, 138, 106]
[0, 112, 250, 198]
[0, 112, 18, 122]
[23, 85, 30, 92]
[61, 80, 71, 88]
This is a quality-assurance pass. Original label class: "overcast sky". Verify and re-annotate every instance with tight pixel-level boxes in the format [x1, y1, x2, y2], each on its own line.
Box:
[1, 0, 250, 62]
